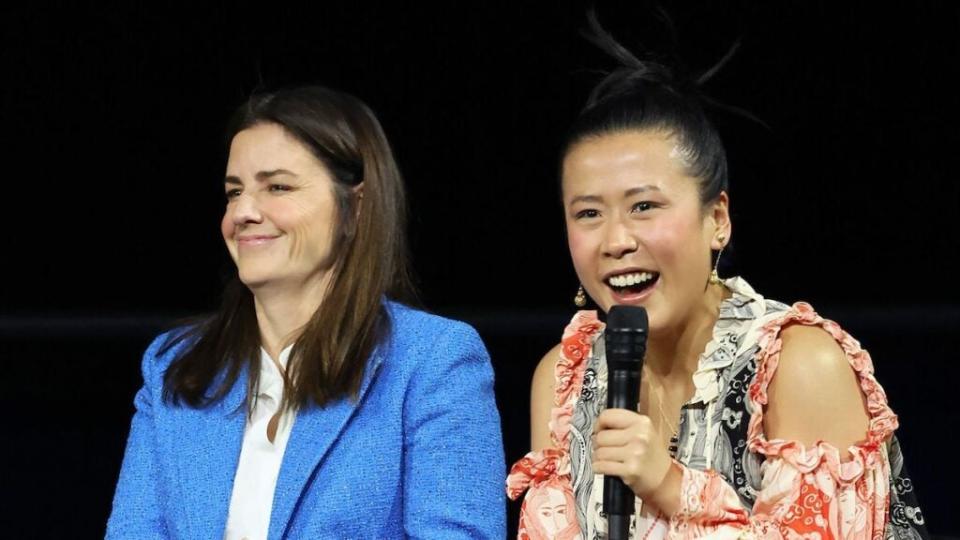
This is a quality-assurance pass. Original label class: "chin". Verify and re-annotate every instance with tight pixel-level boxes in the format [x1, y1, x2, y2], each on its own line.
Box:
[236, 268, 278, 289]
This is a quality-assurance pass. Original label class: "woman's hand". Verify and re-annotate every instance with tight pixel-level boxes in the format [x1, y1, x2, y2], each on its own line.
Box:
[592, 408, 682, 513]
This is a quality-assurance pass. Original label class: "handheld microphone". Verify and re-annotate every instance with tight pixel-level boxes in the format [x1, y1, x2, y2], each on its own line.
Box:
[603, 305, 648, 540]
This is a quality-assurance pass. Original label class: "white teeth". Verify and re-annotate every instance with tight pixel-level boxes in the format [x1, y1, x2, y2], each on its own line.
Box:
[607, 271, 656, 288]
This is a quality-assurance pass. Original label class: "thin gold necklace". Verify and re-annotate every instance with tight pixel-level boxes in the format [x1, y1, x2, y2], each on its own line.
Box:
[650, 378, 680, 457]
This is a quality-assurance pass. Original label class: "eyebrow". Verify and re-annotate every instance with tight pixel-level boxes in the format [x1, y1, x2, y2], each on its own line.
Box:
[568, 185, 661, 205]
[224, 169, 297, 185]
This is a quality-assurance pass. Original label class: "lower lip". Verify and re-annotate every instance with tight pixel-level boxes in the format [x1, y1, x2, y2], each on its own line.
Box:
[237, 236, 278, 248]
[608, 277, 659, 304]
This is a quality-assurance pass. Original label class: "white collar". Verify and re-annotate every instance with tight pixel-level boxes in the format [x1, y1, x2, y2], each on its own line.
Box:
[257, 344, 294, 401]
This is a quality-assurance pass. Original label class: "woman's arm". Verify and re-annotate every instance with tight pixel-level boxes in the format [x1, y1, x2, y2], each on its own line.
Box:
[530, 343, 562, 451]
[402, 321, 506, 539]
[508, 312, 603, 538]
[105, 334, 171, 539]
[667, 315, 896, 539]
[508, 343, 588, 539]
[593, 310, 898, 539]
[764, 325, 871, 449]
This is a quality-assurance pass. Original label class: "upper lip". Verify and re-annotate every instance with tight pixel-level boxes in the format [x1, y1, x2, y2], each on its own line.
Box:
[602, 267, 658, 281]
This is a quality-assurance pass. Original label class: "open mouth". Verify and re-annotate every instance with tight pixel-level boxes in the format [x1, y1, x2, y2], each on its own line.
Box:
[605, 270, 660, 297]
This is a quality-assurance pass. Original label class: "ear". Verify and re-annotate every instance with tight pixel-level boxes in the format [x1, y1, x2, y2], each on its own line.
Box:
[352, 183, 365, 219]
[708, 191, 731, 250]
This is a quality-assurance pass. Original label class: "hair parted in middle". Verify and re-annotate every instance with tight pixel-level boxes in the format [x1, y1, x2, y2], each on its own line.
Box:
[162, 85, 416, 412]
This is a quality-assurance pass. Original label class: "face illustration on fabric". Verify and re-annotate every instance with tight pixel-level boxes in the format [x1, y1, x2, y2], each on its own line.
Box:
[528, 484, 581, 539]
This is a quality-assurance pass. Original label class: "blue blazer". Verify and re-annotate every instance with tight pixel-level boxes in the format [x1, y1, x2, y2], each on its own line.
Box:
[106, 302, 506, 539]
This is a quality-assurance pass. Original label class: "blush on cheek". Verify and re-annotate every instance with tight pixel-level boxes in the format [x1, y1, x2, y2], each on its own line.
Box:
[566, 229, 596, 283]
[220, 211, 234, 240]
[645, 214, 693, 262]
[566, 230, 587, 259]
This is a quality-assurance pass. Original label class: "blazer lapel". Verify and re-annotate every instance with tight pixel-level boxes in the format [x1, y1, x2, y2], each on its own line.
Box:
[174, 365, 248, 538]
[267, 349, 385, 539]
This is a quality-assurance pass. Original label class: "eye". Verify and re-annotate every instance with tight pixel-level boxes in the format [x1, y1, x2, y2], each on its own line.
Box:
[631, 201, 657, 213]
[574, 209, 600, 220]
[225, 188, 241, 200]
[269, 184, 292, 193]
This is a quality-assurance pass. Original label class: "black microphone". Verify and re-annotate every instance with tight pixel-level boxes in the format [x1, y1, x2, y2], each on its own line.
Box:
[603, 305, 648, 540]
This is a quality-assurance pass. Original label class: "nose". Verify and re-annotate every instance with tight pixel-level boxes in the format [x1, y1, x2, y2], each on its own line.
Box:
[601, 217, 638, 259]
[230, 193, 263, 226]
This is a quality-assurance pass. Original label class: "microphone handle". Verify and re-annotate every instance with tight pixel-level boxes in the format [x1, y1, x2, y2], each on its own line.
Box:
[604, 367, 640, 540]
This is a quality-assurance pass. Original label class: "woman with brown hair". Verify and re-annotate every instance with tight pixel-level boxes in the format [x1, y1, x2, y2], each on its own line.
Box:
[107, 86, 505, 539]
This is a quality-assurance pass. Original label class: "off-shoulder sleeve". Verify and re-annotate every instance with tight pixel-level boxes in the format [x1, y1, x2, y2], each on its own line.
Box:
[506, 312, 602, 540]
[669, 303, 898, 540]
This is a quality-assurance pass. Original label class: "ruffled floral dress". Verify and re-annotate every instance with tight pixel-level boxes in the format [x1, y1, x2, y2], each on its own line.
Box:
[507, 277, 927, 539]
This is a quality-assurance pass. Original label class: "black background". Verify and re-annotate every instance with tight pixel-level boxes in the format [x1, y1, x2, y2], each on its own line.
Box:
[2, 1, 958, 538]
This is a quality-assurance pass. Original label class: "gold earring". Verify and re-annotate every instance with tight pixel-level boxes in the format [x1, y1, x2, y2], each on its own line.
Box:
[710, 235, 726, 285]
[574, 285, 587, 307]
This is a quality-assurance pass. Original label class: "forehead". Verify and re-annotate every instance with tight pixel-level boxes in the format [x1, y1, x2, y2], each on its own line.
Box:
[561, 130, 697, 198]
[544, 488, 567, 505]
[226, 123, 318, 172]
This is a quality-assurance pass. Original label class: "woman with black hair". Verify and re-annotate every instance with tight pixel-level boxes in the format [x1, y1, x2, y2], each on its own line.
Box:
[506, 18, 927, 540]
[107, 86, 505, 539]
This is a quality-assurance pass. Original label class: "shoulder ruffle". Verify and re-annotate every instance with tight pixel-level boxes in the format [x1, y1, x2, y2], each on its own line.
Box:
[506, 310, 603, 500]
[746, 302, 899, 484]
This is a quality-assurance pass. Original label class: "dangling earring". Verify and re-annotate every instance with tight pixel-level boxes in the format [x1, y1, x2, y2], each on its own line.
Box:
[574, 285, 587, 307]
[710, 235, 726, 285]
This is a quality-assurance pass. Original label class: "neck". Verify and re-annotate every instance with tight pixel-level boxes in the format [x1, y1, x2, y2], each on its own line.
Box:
[644, 282, 729, 382]
[251, 272, 332, 360]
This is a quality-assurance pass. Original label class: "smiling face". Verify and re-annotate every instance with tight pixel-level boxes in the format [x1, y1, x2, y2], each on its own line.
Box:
[222, 122, 343, 294]
[562, 130, 730, 333]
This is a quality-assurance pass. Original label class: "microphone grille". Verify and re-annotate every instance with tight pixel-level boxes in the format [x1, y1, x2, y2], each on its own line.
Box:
[607, 305, 648, 331]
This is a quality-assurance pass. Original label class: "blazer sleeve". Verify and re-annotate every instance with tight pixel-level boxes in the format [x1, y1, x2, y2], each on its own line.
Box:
[105, 333, 171, 539]
[401, 321, 506, 539]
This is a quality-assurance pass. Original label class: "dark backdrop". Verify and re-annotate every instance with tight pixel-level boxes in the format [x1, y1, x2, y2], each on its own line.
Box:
[2, 1, 958, 538]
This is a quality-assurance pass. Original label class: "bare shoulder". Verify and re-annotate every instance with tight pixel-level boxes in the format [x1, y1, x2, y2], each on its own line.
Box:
[532, 343, 563, 396]
[765, 324, 871, 449]
[530, 343, 563, 451]
[776, 325, 851, 383]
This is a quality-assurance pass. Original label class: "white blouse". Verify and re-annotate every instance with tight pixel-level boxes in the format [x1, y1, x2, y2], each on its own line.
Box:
[224, 345, 295, 540]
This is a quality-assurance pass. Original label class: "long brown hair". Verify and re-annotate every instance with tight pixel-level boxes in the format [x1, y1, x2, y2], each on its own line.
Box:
[162, 86, 415, 411]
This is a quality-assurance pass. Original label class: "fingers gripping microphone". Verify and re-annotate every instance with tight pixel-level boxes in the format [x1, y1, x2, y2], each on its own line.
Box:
[603, 305, 648, 540]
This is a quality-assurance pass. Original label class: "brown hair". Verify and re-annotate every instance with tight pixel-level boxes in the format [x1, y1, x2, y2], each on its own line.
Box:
[162, 85, 416, 411]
